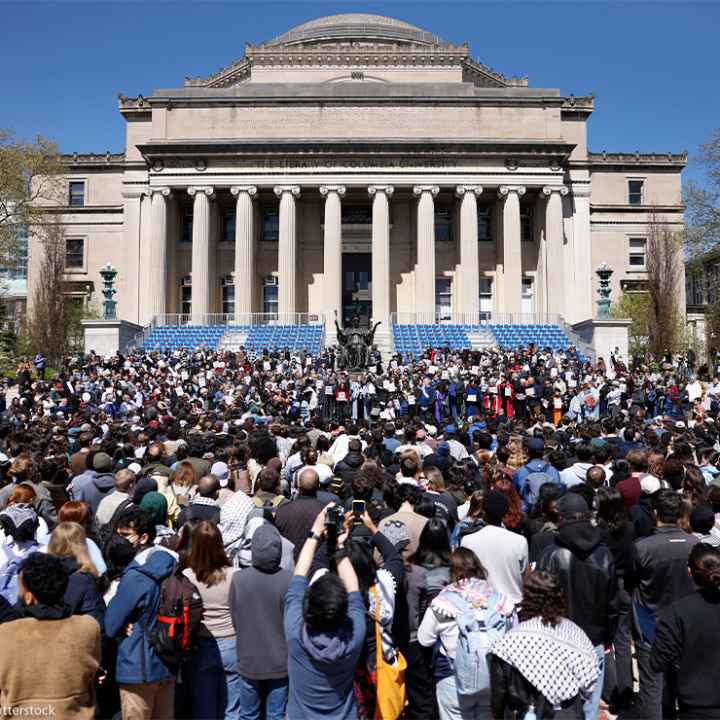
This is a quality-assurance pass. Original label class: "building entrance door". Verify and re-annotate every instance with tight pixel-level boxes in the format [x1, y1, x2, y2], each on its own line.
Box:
[342, 253, 372, 326]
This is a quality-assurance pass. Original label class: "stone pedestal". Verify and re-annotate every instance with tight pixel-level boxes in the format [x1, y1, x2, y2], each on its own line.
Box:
[82, 320, 143, 357]
[572, 318, 631, 365]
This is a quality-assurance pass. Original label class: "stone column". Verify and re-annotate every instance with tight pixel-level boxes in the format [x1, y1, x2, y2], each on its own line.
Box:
[571, 185, 593, 323]
[369, 185, 394, 327]
[320, 185, 345, 325]
[413, 185, 439, 320]
[273, 185, 301, 317]
[456, 185, 483, 320]
[542, 186, 569, 317]
[188, 186, 215, 324]
[230, 185, 257, 323]
[498, 185, 526, 315]
[148, 187, 171, 321]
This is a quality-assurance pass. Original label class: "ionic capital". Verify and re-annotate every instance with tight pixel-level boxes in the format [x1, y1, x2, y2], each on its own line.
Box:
[497, 185, 527, 199]
[319, 185, 346, 198]
[413, 185, 440, 197]
[149, 187, 171, 198]
[187, 186, 215, 199]
[368, 185, 394, 198]
[455, 185, 483, 198]
[273, 185, 301, 198]
[542, 185, 569, 198]
[230, 185, 258, 198]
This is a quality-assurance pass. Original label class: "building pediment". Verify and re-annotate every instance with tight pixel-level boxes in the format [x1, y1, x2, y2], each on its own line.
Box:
[183, 13, 527, 89]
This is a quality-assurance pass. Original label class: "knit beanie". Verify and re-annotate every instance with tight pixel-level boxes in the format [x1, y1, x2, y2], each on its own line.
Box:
[139, 491, 168, 527]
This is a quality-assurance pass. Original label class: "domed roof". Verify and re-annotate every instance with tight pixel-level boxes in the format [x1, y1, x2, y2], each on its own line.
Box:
[264, 13, 446, 47]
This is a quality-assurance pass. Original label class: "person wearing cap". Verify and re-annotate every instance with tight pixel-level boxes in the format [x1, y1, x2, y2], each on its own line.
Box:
[689, 504, 720, 547]
[460, 489, 528, 607]
[536, 492, 618, 720]
[210, 461, 235, 506]
[625, 490, 699, 720]
[76, 452, 116, 516]
[512, 437, 561, 511]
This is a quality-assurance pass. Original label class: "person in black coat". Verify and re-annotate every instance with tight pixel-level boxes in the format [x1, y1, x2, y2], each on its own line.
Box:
[651, 543, 720, 719]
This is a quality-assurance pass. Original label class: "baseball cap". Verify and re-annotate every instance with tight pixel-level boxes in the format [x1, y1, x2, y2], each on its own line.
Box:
[640, 475, 662, 495]
[526, 437, 544, 452]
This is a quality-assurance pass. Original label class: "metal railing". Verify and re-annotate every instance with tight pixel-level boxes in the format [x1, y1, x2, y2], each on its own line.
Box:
[151, 313, 325, 327]
[390, 312, 564, 326]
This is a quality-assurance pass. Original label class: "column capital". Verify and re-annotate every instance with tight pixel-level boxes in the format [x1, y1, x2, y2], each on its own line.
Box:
[413, 185, 439, 197]
[455, 185, 483, 198]
[187, 186, 215, 199]
[368, 185, 395, 198]
[149, 186, 171, 198]
[319, 185, 346, 198]
[230, 185, 258, 198]
[497, 185, 526, 199]
[542, 185, 569, 197]
[273, 185, 301, 198]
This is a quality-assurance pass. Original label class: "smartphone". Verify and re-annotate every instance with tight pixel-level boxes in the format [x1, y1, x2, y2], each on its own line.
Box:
[352, 500, 366, 523]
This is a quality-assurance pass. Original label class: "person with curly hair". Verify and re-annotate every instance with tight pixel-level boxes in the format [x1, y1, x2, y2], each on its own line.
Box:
[489, 571, 600, 719]
[651, 544, 720, 718]
[0, 553, 101, 719]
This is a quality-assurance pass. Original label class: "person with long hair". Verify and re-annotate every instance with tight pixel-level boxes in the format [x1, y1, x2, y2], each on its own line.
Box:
[47, 521, 105, 628]
[169, 461, 197, 507]
[489, 475, 529, 539]
[57, 500, 107, 575]
[651, 544, 720, 718]
[405, 518, 452, 719]
[418, 547, 514, 719]
[182, 520, 239, 720]
[595, 487, 635, 712]
[489, 571, 600, 719]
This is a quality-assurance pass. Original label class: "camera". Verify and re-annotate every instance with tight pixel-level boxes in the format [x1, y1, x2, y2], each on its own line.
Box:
[325, 505, 345, 533]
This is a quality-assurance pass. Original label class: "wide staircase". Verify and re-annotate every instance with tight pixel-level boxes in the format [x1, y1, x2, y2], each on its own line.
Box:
[141, 324, 324, 354]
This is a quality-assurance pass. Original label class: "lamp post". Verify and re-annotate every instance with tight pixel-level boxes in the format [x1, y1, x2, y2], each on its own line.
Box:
[596, 262, 613, 318]
[100, 262, 118, 320]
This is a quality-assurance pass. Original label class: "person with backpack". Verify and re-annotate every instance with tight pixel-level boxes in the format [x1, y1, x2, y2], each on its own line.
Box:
[418, 547, 514, 720]
[105, 507, 182, 720]
[181, 520, 240, 720]
[489, 571, 600, 719]
[251, 467, 287, 517]
[406, 518, 452, 720]
[512, 438, 561, 512]
[95, 468, 136, 528]
[0, 503, 40, 604]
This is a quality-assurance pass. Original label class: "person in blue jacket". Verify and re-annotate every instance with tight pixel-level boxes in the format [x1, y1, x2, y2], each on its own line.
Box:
[283, 503, 366, 720]
[105, 507, 178, 720]
[512, 437, 562, 512]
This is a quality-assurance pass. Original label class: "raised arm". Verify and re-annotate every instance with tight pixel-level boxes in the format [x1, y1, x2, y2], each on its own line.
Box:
[294, 503, 332, 577]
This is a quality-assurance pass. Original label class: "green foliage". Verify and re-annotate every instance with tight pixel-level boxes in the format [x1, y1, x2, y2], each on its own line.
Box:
[611, 292, 650, 357]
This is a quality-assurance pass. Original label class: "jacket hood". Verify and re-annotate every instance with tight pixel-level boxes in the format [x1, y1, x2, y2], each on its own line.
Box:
[568, 463, 592, 481]
[251, 523, 282, 572]
[526, 459, 550, 472]
[301, 620, 356, 663]
[92, 472, 116, 491]
[127, 545, 177, 582]
[342, 451, 364, 469]
[58, 555, 79, 575]
[557, 519, 602, 558]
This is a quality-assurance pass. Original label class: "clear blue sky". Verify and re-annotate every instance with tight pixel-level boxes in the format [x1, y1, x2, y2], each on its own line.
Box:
[2, 0, 718, 184]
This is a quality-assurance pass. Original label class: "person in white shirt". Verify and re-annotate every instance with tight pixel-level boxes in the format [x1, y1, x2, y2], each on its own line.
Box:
[460, 490, 528, 606]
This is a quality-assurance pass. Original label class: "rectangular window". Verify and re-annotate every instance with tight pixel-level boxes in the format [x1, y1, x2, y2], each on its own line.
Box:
[628, 180, 644, 206]
[181, 207, 193, 243]
[479, 278, 493, 319]
[477, 207, 492, 241]
[223, 210, 235, 243]
[520, 206, 533, 242]
[69, 181, 85, 207]
[263, 277, 278, 318]
[435, 277, 452, 321]
[180, 280, 192, 320]
[222, 276, 235, 315]
[628, 238, 647, 269]
[435, 207, 452, 242]
[65, 238, 84, 270]
[341, 206, 372, 224]
[262, 208, 279, 242]
[521, 278, 534, 315]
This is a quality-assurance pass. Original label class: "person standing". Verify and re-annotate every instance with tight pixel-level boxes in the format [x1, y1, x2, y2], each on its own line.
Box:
[230, 523, 292, 720]
[182, 520, 240, 720]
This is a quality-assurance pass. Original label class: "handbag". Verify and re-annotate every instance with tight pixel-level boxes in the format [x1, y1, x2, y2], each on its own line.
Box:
[371, 585, 407, 720]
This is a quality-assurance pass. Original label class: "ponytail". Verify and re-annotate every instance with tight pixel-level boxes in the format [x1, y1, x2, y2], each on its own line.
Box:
[689, 543, 720, 591]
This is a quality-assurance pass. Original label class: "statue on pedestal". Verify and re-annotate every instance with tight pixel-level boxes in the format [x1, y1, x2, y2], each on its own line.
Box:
[335, 312, 381, 370]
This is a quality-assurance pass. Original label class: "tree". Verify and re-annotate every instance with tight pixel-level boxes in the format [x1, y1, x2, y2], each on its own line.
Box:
[27, 223, 73, 366]
[611, 291, 649, 357]
[685, 128, 720, 255]
[645, 210, 684, 358]
[0, 131, 63, 264]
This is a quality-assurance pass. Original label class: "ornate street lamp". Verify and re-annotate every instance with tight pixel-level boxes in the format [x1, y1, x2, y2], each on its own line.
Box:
[100, 262, 118, 320]
[596, 262, 613, 318]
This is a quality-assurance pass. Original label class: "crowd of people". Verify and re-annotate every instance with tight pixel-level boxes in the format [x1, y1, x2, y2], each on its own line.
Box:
[0, 340, 718, 720]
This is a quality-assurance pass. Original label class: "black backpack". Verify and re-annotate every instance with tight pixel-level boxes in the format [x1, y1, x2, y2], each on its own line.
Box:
[140, 569, 203, 673]
[98, 498, 134, 554]
[418, 566, 449, 620]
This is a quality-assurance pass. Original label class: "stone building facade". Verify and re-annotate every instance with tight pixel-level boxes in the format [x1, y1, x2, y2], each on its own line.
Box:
[31, 13, 686, 334]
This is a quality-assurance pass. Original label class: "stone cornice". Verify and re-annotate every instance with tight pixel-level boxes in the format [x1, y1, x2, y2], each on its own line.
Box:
[588, 151, 687, 168]
[61, 151, 126, 170]
[590, 203, 685, 213]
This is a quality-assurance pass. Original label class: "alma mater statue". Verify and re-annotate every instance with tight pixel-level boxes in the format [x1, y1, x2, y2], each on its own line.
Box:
[335, 314, 381, 370]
